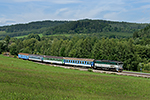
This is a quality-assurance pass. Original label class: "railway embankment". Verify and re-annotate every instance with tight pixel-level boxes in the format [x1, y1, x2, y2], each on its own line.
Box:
[36, 62, 150, 79]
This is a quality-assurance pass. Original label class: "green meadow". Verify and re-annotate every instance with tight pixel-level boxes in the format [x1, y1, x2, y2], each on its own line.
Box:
[14, 31, 132, 39]
[15, 34, 43, 39]
[0, 55, 150, 100]
[0, 31, 6, 35]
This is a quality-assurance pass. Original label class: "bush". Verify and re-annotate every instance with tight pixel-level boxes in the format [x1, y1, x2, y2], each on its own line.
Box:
[144, 64, 150, 71]
[88, 68, 93, 72]
[14, 55, 17, 58]
[137, 63, 144, 71]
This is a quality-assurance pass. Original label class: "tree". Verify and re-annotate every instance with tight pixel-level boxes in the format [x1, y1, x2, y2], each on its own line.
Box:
[27, 33, 41, 41]
[4, 35, 10, 44]
[4, 35, 10, 51]
[0, 41, 7, 54]
[133, 31, 139, 38]
[9, 43, 18, 55]
[22, 38, 38, 53]
[59, 40, 69, 57]
[50, 39, 63, 56]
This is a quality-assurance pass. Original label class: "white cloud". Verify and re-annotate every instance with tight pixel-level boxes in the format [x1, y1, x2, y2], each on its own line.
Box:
[136, 17, 150, 23]
[52, 0, 82, 4]
[55, 8, 68, 15]
[13, 0, 41, 2]
[140, 5, 150, 9]
[134, 0, 150, 3]
[0, 18, 16, 26]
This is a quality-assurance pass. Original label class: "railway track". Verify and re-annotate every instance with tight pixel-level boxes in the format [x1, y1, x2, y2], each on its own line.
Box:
[35, 62, 150, 78]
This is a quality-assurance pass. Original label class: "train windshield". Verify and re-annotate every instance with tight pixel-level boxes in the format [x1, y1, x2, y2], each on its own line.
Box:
[118, 63, 123, 68]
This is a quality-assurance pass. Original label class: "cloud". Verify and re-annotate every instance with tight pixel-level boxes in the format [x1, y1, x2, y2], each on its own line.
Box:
[55, 8, 68, 15]
[52, 0, 82, 4]
[140, 5, 150, 9]
[134, 0, 150, 3]
[13, 0, 41, 2]
[103, 12, 120, 20]
[0, 18, 16, 26]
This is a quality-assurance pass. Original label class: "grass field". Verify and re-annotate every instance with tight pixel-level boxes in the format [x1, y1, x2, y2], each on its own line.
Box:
[15, 34, 43, 39]
[14, 31, 132, 39]
[0, 31, 6, 35]
[15, 35, 29, 39]
[0, 55, 150, 100]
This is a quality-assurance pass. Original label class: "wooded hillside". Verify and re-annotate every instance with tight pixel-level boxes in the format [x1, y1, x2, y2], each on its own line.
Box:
[0, 19, 148, 40]
[133, 24, 150, 38]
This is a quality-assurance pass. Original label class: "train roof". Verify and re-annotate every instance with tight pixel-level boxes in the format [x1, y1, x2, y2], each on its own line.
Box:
[95, 60, 123, 64]
[29, 54, 44, 57]
[43, 55, 63, 59]
[18, 53, 30, 55]
[64, 57, 94, 62]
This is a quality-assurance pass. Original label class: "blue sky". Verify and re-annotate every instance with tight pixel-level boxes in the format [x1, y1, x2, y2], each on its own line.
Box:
[0, 0, 150, 26]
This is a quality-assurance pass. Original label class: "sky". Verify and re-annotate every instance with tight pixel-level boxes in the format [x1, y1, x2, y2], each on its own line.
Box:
[0, 0, 150, 26]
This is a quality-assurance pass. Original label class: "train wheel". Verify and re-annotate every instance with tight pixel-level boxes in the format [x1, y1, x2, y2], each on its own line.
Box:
[93, 66, 97, 69]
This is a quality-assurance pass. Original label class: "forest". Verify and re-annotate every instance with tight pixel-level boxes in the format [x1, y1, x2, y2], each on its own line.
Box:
[0, 19, 148, 40]
[0, 19, 150, 72]
[133, 24, 150, 38]
[0, 33, 150, 72]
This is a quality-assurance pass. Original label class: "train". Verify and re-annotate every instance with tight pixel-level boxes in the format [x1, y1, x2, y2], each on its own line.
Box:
[18, 53, 124, 72]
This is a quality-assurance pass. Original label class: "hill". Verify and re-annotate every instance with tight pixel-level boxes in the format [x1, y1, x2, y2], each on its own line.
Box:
[45, 19, 147, 34]
[0, 19, 148, 40]
[0, 20, 68, 40]
[0, 55, 150, 99]
[133, 24, 150, 38]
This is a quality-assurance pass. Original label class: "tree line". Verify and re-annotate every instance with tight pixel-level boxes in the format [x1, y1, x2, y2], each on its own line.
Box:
[1, 34, 150, 72]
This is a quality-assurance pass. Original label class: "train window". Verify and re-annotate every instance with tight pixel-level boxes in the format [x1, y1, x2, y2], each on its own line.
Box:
[87, 62, 90, 64]
[82, 61, 84, 64]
